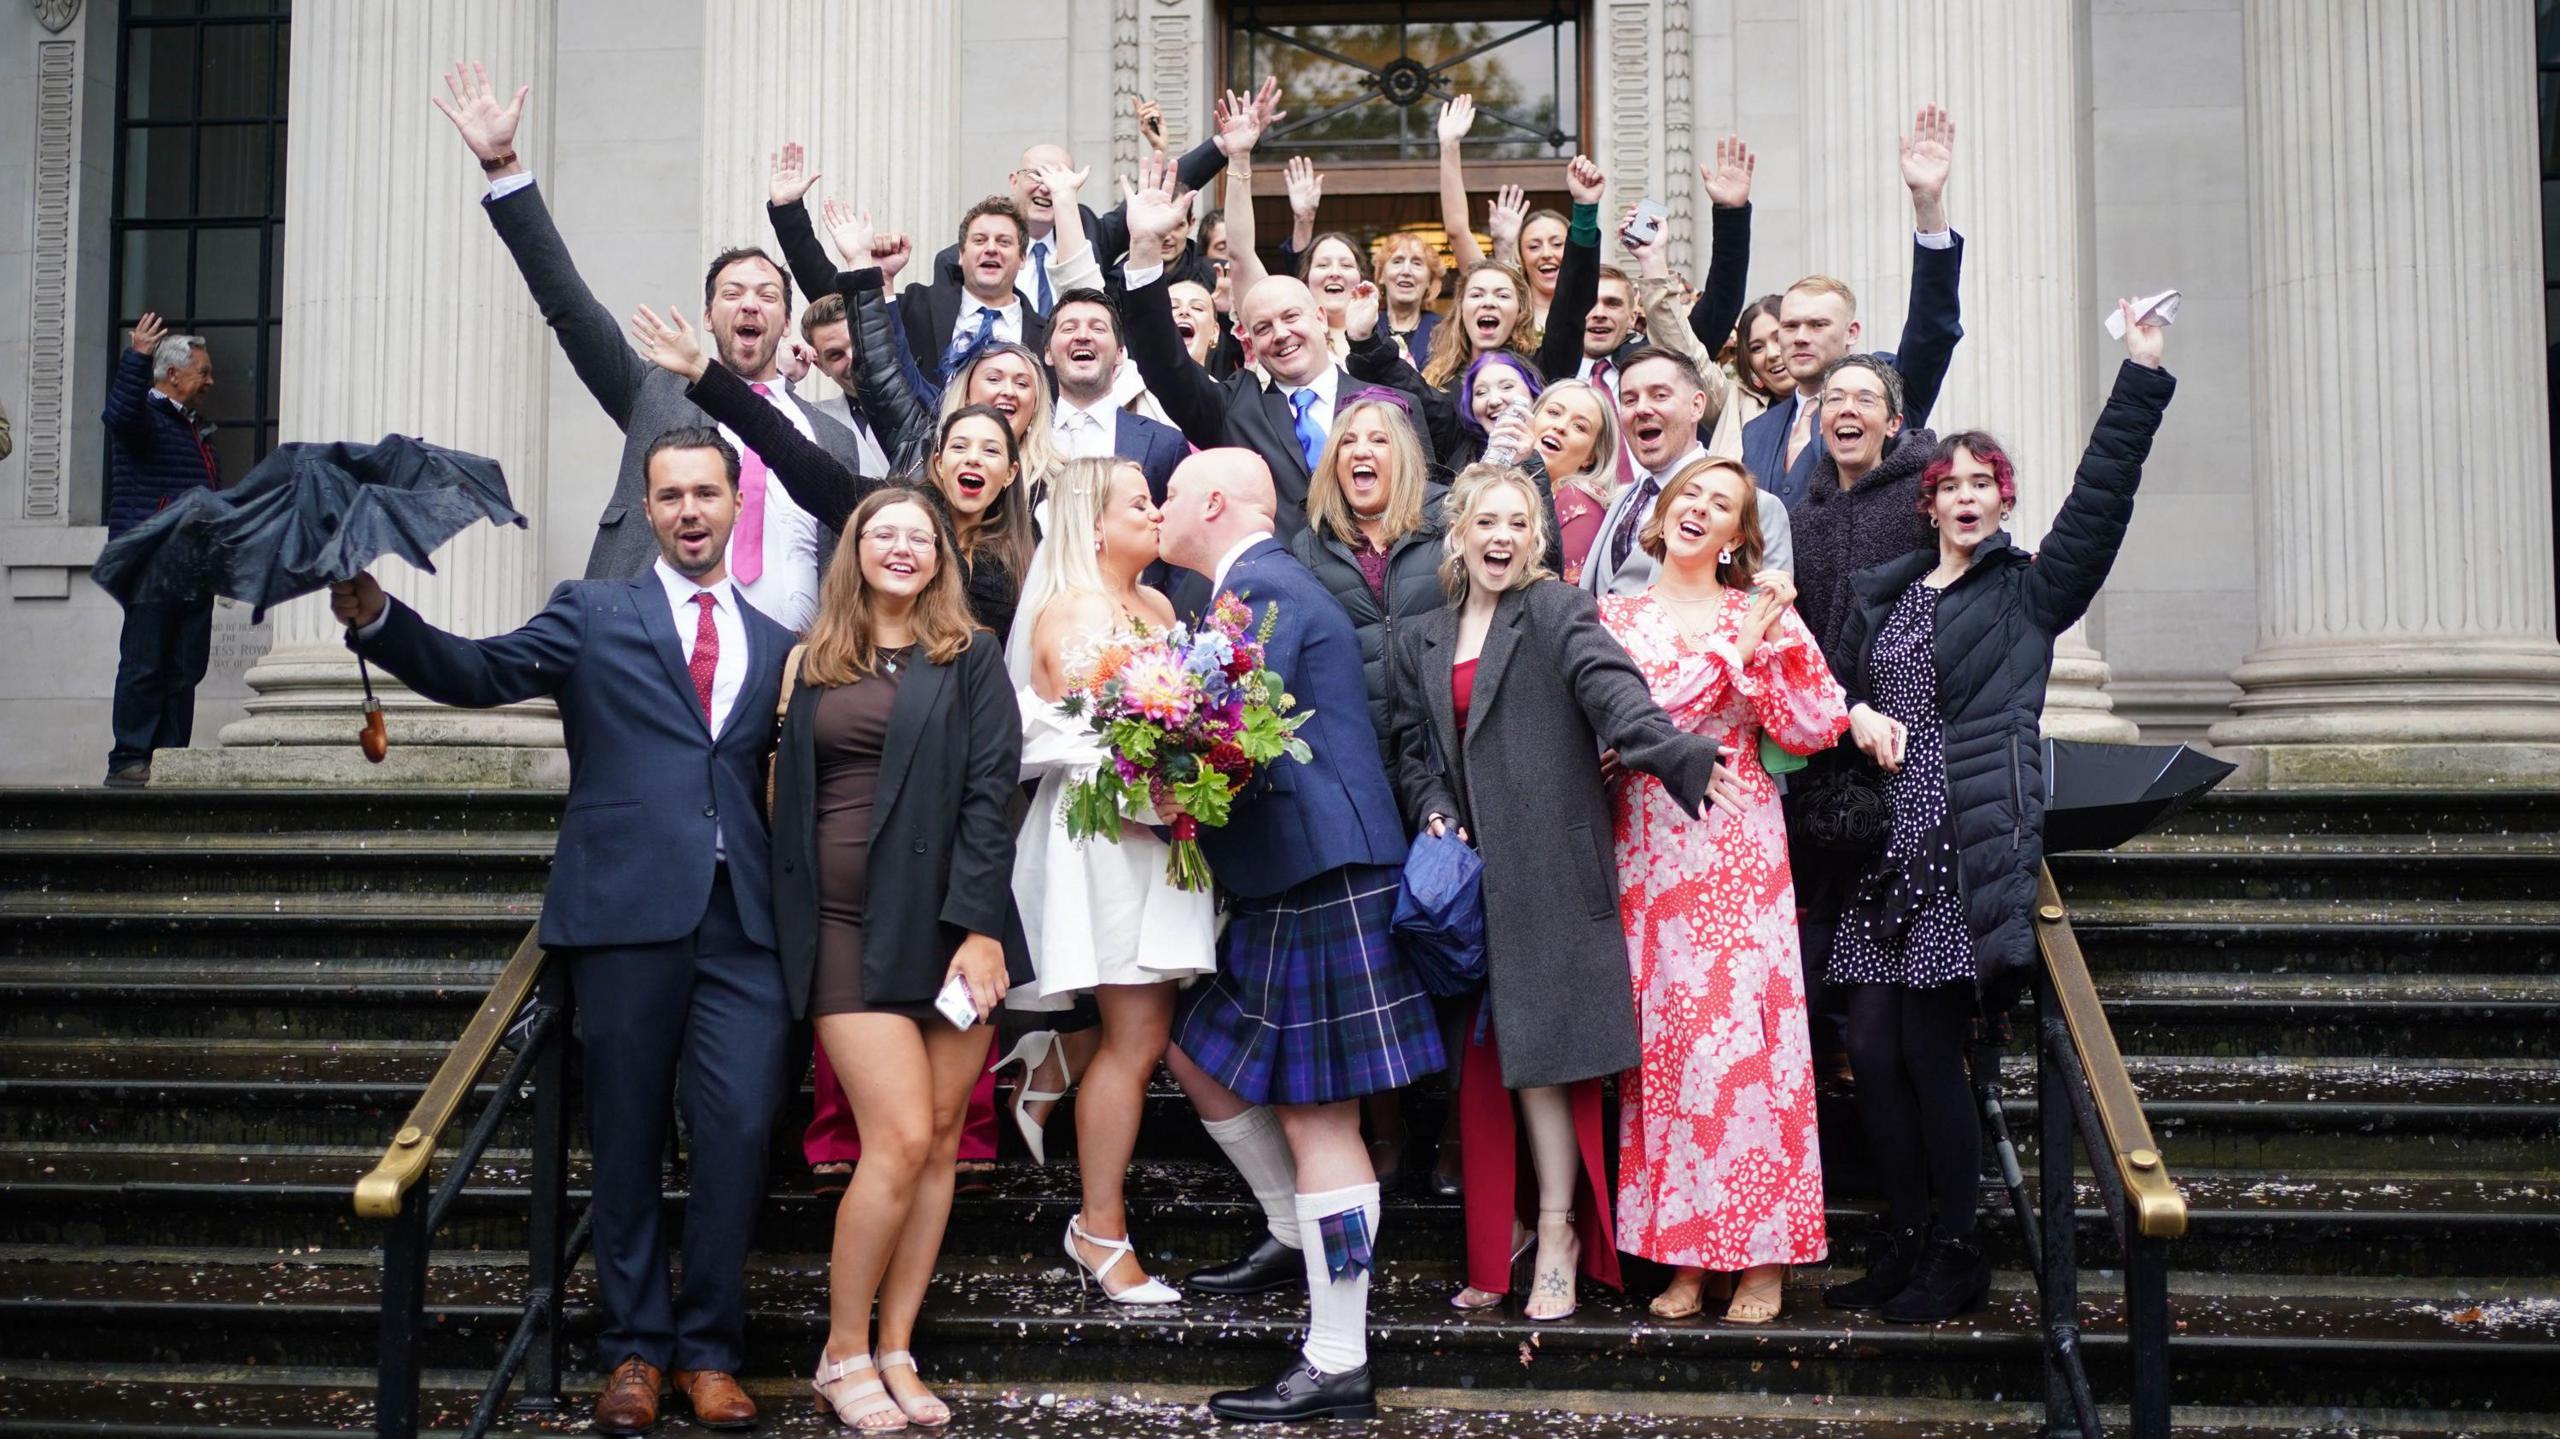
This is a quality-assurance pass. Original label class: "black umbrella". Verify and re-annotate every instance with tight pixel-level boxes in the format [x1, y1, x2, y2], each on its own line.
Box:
[92, 434, 528, 761]
[2040, 739, 2237, 853]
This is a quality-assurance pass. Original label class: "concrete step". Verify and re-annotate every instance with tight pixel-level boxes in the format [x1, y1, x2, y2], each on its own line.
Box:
[2092, 972, 2560, 1058]
[0, 788, 562, 837]
[2052, 846, 2560, 905]
[0, 960, 499, 1042]
[2073, 910, 2560, 976]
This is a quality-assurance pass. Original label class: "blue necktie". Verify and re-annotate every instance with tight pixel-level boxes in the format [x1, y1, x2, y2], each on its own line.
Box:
[1288, 388, 1324, 473]
[1030, 239, 1052, 315]
[942, 306, 997, 381]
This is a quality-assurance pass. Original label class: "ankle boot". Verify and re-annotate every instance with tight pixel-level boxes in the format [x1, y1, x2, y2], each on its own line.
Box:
[1821, 1223, 1927, 1311]
[1881, 1230, 1991, 1323]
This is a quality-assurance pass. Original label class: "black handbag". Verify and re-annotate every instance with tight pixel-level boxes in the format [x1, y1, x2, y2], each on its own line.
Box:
[1795, 753, 1892, 857]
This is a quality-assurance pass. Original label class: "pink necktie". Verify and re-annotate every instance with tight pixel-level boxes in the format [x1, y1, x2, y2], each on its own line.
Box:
[732, 383, 771, 585]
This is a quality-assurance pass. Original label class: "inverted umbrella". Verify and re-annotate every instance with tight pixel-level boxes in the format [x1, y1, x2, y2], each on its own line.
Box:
[92, 434, 529, 761]
[2040, 739, 2237, 853]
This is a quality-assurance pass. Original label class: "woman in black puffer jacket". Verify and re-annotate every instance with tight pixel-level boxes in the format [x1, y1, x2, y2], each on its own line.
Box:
[1818, 308, 2175, 1328]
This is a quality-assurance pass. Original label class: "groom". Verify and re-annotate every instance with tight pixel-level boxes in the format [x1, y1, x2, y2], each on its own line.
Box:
[1154, 448, 1444, 1422]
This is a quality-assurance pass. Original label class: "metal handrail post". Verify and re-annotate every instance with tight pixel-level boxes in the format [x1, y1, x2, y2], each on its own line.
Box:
[376, 1184, 431, 1439]
[2038, 971, 2088, 1439]
[2127, 1229, 2173, 1439]
[518, 965, 574, 1412]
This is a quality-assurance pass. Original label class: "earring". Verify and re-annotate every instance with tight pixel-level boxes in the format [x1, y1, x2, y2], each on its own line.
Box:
[1718, 545, 1736, 565]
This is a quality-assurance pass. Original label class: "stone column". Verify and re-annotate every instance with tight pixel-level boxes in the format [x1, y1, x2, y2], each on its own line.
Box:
[172, 1, 561, 784]
[698, 0, 959, 287]
[1801, 0, 2134, 740]
[2207, 0, 2560, 785]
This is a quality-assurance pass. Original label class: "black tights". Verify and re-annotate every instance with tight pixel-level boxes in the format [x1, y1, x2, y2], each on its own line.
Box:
[1843, 982, 1979, 1239]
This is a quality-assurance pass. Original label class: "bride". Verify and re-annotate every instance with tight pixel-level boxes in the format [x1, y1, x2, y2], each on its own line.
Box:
[1003, 455, 1218, 1304]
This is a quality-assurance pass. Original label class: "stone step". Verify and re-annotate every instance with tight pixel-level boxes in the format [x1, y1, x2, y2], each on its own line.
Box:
[0, 832, 555, 899]
[0, 788, 563, 837]
[2092, 972, 2560, 1058]
[2050, 847, 2560, 904]
[2144, 789, 2560, 841]
[0, 960, 499, 1041]
[0, 895, 540, 965]
[2073, 911, 2560, 976]
[3, 1248, 2553, 1412]
[6, 1145, 2552, 1283]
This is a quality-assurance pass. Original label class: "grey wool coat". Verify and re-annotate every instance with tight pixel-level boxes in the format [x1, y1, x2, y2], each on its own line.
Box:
[1387, 580, 1724, 1089]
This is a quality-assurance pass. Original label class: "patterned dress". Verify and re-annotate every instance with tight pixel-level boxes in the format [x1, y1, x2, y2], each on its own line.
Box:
[1828, 581, 1976, 988]
[1601, 590, 1849, 1270]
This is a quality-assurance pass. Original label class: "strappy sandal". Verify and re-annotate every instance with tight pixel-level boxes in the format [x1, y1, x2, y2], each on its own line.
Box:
[991, 1032, 1071, 1166]
[1450, 1226, 1531, 1310]
[812, 1351, 906, 1432]
[877, 1350, 950, 1429]
[1724, 1264, 1787, 1324]
[1524, 1209, 1580, 1322]
[1066, 1214, 1181, 1305]
[1649, 1268, 1732, 1320]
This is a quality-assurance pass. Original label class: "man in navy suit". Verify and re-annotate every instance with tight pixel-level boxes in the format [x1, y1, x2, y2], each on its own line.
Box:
[330, 428, 793, 1437]
[1043, 287, 1188, 502]
[1151, 449, 1442, 1423]
[1741, 103, 1966, 510]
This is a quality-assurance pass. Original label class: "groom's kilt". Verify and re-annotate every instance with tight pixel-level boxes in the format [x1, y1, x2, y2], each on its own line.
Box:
[1175, 862, 1447, 1105]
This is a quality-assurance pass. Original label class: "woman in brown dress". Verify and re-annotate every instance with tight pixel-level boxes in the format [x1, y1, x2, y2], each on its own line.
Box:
[770, 485, 1030, 1431]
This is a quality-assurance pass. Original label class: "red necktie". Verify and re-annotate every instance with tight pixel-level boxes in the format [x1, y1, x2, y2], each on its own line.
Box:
[689, 592, 719, 730]
[732, 384, 771, 585]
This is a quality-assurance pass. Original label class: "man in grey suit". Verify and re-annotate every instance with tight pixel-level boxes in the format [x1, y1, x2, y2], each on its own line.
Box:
[434, 61, 870, 633]
[1581, 347, 1793, 597]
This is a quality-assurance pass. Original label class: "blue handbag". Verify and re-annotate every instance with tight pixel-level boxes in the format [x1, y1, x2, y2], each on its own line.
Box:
[1391, 829, 1488, 998]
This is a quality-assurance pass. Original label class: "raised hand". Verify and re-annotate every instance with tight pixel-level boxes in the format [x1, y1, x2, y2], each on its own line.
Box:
[1701, 134, 1755, 209]
[1134, 96, 1167, 157]
[820, 197, 874, 270]
[1564, 154, 1606, 206]
[628, 304, 711, 382]
[430, 60, 527, 175]
[778, 337, 814, 384]
[329, 572, 386, 630]
[768, 141, 820, 208]
[2119, 298, 2167, 369]
[1284, 156, 1325, 220]
[873, 232, 913, 286]
[1214, 77, 1284, 158]
[1343, 280, 1381, 342]
[1034, 161, 1092, 216]
[1119, 159, 1186, 266]
[1900, 102, 1954, 210]
[129, 312, 167, 356]
[1487, 184, 1529, 258]
[1617, 206, 1670, 278]
[1438, 93, 1476, 146]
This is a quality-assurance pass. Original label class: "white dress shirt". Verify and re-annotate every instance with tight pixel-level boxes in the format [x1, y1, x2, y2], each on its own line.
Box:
[1053, 394, 1119, 459]
[810, 389, 892, 477]
[656, 557, 746, 860]
[1278, 366, 1340, 444]
[1211, 531, 1272, 594]
[951, 293, 1026, 351]
[713, 382, 823, 634]
[1577, 352, 1622, 401]
[1019, 235, 1053, 312]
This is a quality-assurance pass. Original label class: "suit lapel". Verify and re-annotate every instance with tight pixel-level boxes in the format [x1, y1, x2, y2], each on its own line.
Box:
[868, 655, 951, 841]
[632, 578, 704, 730]
[1419, 613, 1463, 784]
[1461, 590, 1526, 753]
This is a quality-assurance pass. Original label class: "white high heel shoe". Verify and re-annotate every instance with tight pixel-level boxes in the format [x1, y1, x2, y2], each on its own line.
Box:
[1065, 1214, 1182, 1305]
[991, 1030, 1071, 1166]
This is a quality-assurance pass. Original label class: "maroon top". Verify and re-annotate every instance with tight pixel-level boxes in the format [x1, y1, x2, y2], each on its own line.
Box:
[1350, 530, 1392, 601]
[1452, 657, 1479, 735]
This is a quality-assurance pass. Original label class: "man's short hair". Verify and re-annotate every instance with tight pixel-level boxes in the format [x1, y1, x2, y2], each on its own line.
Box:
[957, 196, 1028, 252]
[1784, 273, 1858, 313]
[1818, 353, 1906, 423]
[702, 247, 786, 310]
[798, 292, 847, 344]
[1048, 287, 1122, 345]
[150, 335, 207, 384]
[1596, 264, 1634, 292]
[1617, 345, 1707, 395]
[645, 425, 742, 490]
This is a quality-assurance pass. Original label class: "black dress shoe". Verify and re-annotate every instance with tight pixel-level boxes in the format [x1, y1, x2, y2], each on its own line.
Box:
[1208, 1359, 1375, 1422]
[1822, 1223, 1928, 1311]
[1185, 1232, 1307, 1295]
[1880, 1230, 1990, 1323]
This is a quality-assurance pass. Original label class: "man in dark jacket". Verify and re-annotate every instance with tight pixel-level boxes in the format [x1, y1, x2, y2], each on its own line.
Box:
[101, 313, 219, 786]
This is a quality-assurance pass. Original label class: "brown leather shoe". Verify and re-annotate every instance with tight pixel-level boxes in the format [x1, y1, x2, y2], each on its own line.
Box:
[591, 1356, 663, 1435]
[671, 1368, 758, 1429]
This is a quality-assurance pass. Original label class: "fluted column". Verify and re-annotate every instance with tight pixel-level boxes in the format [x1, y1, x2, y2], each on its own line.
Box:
[698, 1, 959, 279]
[1802, 0, 2133, 740]
[2207, 1, 2560, 784]
[210, 2, 558, 763]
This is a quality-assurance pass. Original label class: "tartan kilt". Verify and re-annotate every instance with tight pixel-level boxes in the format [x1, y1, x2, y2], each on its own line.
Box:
[1174, 863, 1447, 1106]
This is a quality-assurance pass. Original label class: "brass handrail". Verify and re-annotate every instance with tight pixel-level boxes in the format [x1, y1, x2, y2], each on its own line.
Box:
[353, 925, 550, 1220]
[2034, 863, 2186, 1240]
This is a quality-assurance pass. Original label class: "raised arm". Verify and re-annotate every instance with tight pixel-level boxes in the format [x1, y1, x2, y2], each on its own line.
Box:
[1893, 104, 1964, 427]
[1341, 282, 1460, 466]
[1283, 156, 1324, 254]
[1436, 96, 1487, 271]
[103, 315, 164, 443]
[1535, 155, 1607, 382]
[763, 143, 832, 304]
[1687, 135, 1757, 360]
[1121, 167, 1233, 446]
[2021, 313, 2176, 635]
[817, 199, 934, 461]
[1208, 82, 1280, 299]
[629, 305, 877, 533]
[340, 581, 585, 710]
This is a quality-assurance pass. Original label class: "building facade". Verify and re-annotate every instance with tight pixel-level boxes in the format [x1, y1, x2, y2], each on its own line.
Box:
[2, 0, 2556, 786]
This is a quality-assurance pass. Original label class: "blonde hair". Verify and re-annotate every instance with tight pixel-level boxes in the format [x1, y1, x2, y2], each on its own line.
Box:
[801, 487, 980, 686]
[1638, 456, 1763, 586]
[1436, 463, 1556, 601]
[934, 339, 1063, 502]
[1305, 400, 1431, 550]
[1783, 273, 1858, 312]
[1423, 260, 1534, 388]
[1532, 379, 1623, 497]
[1014, 456, 1142, 628]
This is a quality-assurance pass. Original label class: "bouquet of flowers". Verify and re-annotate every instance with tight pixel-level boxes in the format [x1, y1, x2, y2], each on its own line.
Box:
[1056, 592, 1314, 891]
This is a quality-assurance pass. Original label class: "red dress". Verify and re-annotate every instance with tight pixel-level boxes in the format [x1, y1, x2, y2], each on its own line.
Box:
[1600, 590, 1848, 1270]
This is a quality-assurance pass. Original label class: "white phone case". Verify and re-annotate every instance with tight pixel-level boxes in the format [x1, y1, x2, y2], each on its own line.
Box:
[933, 972, 980, 1030]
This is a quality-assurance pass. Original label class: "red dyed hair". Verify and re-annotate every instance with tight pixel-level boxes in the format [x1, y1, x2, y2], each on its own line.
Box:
[1920, 431, 2019, 515]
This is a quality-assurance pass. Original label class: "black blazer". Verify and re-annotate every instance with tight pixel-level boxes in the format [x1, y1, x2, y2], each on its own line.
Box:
[897, 277, 1049, 389]
[769, 630, 1031, 1016]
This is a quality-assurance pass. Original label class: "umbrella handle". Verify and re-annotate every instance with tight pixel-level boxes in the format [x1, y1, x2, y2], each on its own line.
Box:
[356, 655, 389, 763]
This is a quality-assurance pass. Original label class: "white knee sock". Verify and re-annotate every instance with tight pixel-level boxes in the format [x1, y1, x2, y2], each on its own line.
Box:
[1202, 1106, 1301, 1248]
[1295, 1182, 1381, 1374]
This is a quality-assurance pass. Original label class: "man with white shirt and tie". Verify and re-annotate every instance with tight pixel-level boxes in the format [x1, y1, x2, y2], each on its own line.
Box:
[435, 61, 871, 634]
[929, 127, 1235, 311]
[330, 426, 795, 1436]
[1045, 287, 1189, 503]
[898, 197, 1047, 389]
[1581, 347, 1792, 597]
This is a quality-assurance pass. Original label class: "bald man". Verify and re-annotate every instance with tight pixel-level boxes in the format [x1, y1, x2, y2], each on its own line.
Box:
[1151, 448, 1439, 1422]
[1117, 177, 1440, 541]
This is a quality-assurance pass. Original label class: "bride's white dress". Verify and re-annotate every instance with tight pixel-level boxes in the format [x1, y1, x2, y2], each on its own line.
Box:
[1007, 682, 1219, 1011]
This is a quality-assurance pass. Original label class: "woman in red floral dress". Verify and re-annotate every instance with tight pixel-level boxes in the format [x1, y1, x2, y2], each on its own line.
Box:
[1601, 456, 1849, 1324]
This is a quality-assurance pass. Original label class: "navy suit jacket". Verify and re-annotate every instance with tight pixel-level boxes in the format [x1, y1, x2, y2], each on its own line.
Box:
[1743, 232, 1967, 509]
[1186, 539, 1407, 899]
[1114, 409, 1189, 505]
[350, 580, 792, 952]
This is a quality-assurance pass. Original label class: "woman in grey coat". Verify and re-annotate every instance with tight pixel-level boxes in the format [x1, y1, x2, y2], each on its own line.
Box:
[1388, 464, 1728, 1322]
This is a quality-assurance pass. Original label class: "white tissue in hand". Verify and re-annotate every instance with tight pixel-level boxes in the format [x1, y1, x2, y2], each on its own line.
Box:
[2104, 289, 2181, 340]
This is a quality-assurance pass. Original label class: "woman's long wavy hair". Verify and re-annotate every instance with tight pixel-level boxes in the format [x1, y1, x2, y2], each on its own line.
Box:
[1305, 399, 1432, 550]
[800, 485, 980, 685]
[1639, 456, 1764, 588]
[1422, 260, 1534, 388]
[1436, 463, 1556, 602]
[1013, 455, 1144, 631]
